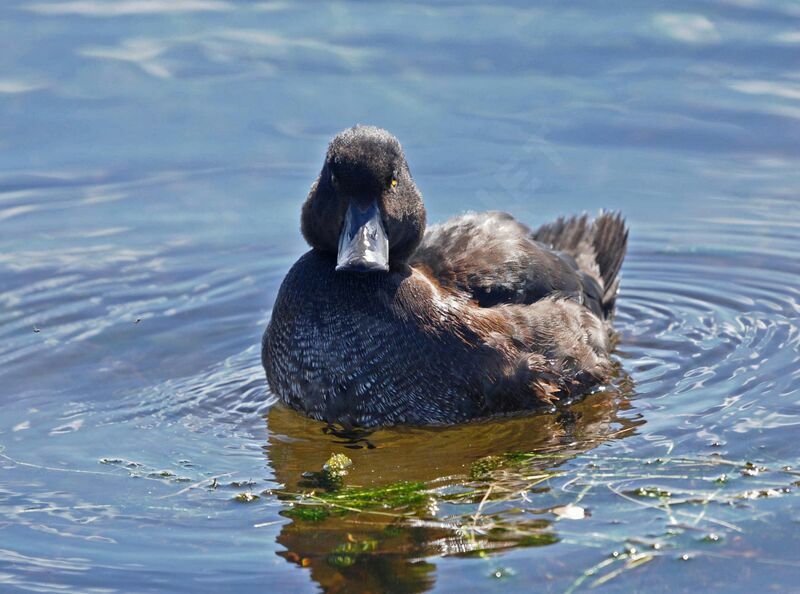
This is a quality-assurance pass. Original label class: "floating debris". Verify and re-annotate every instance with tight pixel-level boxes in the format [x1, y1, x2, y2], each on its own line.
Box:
[553, 504, 586, 520]
[741, 462, 768, 477]
[233, 492, 260, 503]
[323, 453, 353, 477]
[470, 455, 504, 479]
[230, 480, 257, 489]
[627, 486, 671, 499]
[490, 567, 516, 579]
[740, 488, 788, 500]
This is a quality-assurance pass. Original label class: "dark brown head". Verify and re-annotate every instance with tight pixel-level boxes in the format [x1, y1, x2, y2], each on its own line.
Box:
[301, 125, 426, 272]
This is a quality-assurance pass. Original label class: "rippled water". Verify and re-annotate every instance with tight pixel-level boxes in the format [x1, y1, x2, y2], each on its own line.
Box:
[2, 1, 800, 592]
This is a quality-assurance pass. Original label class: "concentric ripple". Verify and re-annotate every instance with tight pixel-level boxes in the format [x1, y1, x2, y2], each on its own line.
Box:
[616, 216, 800, 454]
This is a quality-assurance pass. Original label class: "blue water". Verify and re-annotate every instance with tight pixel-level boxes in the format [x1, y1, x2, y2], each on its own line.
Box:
[2, 1, 799, 592]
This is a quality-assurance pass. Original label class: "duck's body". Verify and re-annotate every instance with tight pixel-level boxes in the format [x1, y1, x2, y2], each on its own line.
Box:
[263, 126, 628, 427]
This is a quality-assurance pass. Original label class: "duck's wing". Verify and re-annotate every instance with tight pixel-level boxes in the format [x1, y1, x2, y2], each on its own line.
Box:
[410, 211, 627, 318]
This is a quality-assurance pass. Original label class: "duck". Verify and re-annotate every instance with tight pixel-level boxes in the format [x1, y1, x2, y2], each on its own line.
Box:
[262, 125, 628, 427]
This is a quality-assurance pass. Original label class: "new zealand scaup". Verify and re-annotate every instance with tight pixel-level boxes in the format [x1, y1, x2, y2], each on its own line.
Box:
[263, 125, 628, 427]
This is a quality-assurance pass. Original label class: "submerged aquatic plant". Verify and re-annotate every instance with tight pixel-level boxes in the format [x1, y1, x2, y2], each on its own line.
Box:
[276, 453, 431, 522]
[87, 431, 800, 592]
[267, 444, 800, 591]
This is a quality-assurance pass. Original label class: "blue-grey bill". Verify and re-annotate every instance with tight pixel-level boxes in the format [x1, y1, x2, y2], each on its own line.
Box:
[336, 200, 390, 272]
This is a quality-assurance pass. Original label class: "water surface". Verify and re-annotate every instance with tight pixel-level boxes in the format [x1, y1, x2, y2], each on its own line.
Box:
[2, 1, 800, 592]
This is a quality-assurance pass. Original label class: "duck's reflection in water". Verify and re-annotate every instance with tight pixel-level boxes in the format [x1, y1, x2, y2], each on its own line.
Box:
[265, 384, 641, 594]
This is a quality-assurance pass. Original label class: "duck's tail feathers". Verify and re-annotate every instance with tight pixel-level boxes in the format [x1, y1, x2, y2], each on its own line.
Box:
[533, 211, 628, 317]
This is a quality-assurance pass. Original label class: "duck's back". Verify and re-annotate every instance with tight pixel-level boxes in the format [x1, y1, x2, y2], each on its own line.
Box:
[410, 211, 627, 318]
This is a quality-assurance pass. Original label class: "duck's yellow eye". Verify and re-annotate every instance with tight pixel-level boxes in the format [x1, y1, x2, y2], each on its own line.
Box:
[391, 178, 398, 188]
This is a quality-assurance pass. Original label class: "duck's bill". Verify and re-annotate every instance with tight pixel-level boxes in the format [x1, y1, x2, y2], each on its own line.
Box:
[336, 200, 390, 273]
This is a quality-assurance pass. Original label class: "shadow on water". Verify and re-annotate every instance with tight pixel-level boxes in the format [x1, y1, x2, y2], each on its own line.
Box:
[264, 377, 642, 594]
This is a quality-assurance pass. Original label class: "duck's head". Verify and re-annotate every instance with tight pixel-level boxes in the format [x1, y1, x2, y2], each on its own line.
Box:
[301, 125, 426, 273]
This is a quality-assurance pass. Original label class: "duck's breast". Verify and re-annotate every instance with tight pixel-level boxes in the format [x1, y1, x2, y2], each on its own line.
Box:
[263, 250, 494, 425]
